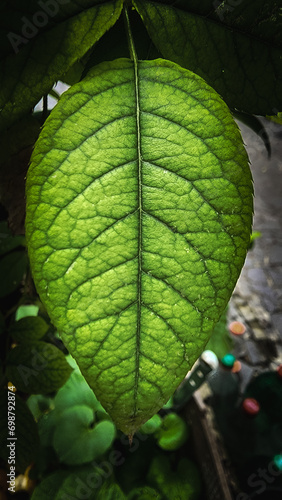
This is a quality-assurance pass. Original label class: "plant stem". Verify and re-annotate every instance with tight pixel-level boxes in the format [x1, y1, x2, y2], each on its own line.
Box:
[123, 4, 138, 63]
[42, 94, 48, 124]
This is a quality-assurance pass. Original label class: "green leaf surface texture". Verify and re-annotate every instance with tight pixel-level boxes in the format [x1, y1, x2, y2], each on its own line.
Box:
[26, 58, 253, 434]
[134, 1, 282, 114]
[0, 0, 123, 131]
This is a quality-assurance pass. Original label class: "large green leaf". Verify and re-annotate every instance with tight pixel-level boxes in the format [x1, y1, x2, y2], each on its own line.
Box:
[26, 58, 253, 434]
[0, 0, 123, 131]
[133, 1, 282, 115]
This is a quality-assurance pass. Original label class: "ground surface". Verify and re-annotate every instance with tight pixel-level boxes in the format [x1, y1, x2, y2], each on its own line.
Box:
[229, 117, 282, 387]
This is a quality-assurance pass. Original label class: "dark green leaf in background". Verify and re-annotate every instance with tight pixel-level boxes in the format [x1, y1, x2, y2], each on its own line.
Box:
[9, 315, 49, 342]
[128, 486, 162, 499]
[5, 341, 72, 393]
[134, 1, 282, 114]
[0, 116, 40, 232]
[0, 115, 40, 164]
[213, 0, 282, 47]
[0, 250, 28, 298]
[0, 0, 123, 131]
[0, 222, 25, 256]
[53, 466, 106, 500]
[96, 481, 127, 500]
[26, 58, 253, 433]
[147, 455, 201, 500]
[30, 470, 70, 500]
[145, 0, 282, 45]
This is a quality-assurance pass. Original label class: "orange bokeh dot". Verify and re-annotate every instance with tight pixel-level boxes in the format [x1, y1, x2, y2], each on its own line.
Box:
[229, 321, 246, 335]
[232, 360, 242, 373]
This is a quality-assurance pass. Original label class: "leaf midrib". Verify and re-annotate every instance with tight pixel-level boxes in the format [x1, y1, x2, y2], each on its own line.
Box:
[133, 50, 142, 417]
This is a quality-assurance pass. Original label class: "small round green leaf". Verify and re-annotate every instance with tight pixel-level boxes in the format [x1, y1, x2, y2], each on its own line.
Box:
[53, 405, 116, 465]
[140, 414, 162, 435]
[156, 413, 188, 450]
